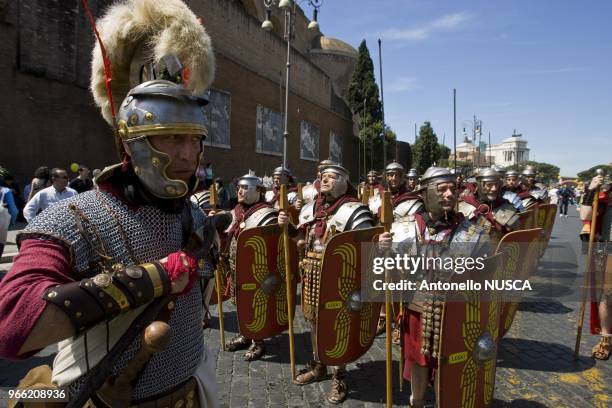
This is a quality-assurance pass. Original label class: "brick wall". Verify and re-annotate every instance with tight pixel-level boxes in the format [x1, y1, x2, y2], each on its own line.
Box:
[0, 0, 358, 188]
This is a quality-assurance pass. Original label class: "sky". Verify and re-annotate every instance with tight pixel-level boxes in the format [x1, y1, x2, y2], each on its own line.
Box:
[316, 0, 612, 176]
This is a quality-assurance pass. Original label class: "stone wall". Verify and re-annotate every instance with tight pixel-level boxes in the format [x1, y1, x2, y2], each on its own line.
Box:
[0, 0, 358, 187]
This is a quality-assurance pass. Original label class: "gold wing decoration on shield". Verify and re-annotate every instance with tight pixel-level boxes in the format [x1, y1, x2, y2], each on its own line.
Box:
[325, 243, 359, 358]
[276, 234, 288, 325]
[484, 260, 502, 406]
[460, 290, 481, 408]
[245, 236, 270, 333]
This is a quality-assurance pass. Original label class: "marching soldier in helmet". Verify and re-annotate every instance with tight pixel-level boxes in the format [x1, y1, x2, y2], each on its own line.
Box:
[266, 166, 298, 208]
[278, 163, 374, 404]
[367, 169, 385, 196]
[579, 172, 611, 360]
[301, 159, 336, 206]
[378, 167, 490, 408]
[458, 167, 520, 239]
[494, 165, 525, 211]
[223, 171, 278, 360]
[371, 162, 423, 335]
[0, 1, 230, 406]
[407, 168, 419, 192]
[518, 165, 549, 208]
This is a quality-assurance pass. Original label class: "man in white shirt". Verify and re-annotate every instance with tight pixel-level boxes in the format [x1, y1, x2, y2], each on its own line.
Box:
[23, 168, 77, 221]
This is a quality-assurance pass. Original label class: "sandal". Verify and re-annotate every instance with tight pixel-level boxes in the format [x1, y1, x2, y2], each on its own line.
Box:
[376, 317, 386, 336]
[225, 334, 250, 351]
[592, 336, 611, 360]
[202, 308, 211, 330]
[326, 368, 348, 404]
[295, 360, 327, 385]
[392, 327, 401, 345]
[243, 340, 266, 361]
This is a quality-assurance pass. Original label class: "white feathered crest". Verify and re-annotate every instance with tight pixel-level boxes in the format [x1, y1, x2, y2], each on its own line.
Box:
[90, 0, 215, 125]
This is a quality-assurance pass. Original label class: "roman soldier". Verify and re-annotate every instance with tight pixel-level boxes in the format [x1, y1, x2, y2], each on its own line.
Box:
[367, 169, 385, 196]
[494, 165, 525, 212]
[518, 166, 549, 209]
[0, 1, 229, 406]
[301, 159, 335, 206]
[407, 168, 419, 192]
[265, 166, 298, 208]
[378, 167, 490, 407]
[458, 167, 520, 240]
[374, 162, 423, 336]
[221, 170, 278, 360]
[579, 172, 611, 360]
[278, 163, 374, 404]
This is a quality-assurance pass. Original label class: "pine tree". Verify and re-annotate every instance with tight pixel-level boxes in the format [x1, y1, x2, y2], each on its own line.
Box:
[347, 40, 382, 124]
[413, 122, 440, 174]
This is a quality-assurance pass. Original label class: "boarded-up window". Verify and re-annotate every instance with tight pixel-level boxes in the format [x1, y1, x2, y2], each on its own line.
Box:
[329, 131, 343, 164]
[256, 105, 283, 156]
[300, 121, 320, 161]
[204, 89, 231, 148]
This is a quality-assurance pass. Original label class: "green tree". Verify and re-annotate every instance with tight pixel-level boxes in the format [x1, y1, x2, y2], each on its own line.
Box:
[505, 161, 560, 185]
[576, 164, 612, 182]
[347, 40, 382, 124]
[412, 122, 441, 174]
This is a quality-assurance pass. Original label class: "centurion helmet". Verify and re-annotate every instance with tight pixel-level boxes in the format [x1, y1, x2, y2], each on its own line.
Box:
[522, 165, 537, 177]
[237, 170, 264, 204]
[116, 80, 208, 198]
[492, 165, 506, 177]
[90, 0, 215, 199]
[506, 169, 519, 178]
[320, 163, 350, 199]
[318, 159, 337, 171]
[476, 168, 503, 202]
[418, 167, 456, 218]
[385, 162, 405, 174]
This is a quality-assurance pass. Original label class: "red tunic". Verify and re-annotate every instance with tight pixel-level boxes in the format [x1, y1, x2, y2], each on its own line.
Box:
[0, 239, 73, 359]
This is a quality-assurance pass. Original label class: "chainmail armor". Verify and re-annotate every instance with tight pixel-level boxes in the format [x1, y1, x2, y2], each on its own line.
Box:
[19, 189, 206, 400]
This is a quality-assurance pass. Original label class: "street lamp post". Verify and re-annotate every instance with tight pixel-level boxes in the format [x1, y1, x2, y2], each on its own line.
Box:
[262, 0, 323, 170]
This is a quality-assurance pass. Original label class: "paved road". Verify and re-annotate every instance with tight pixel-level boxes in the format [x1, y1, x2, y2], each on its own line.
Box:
[1, 205, 610, 407]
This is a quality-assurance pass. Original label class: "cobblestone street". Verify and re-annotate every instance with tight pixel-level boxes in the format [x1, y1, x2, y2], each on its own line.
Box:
[202, 209, 611, 407]
[1, 208, 610, 407]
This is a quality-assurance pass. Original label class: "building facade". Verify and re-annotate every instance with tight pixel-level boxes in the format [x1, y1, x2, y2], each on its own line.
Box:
[449, 135, 530, 168]
[0, 0, 360, 186]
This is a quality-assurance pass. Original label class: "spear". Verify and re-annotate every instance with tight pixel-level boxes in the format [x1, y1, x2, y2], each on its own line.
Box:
[574, 169, 604, 358]
[210, 182, 226, 350]
[380, 190, 394, 407]
[280, 184, 297, 380]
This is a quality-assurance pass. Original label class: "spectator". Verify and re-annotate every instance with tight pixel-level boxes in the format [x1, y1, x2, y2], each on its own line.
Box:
[558, 184, 574, 217]
[24, 166, 51, 203]
[23, 168, 77, 222]
[549, 185, 559, 205]
[69, 166, 94, 193]
[204, 162, 213, 188]
[0, 185, 18, 258]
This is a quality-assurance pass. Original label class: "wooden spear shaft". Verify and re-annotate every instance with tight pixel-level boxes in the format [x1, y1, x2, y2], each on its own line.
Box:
[280, 184, 297, 380]
[381, 191, 393, 407]
[574, 186, 600, 359]
[210, 182, 226, 351]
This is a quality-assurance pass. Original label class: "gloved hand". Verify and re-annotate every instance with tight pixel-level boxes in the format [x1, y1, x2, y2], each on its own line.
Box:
[159, 252, 198, 295]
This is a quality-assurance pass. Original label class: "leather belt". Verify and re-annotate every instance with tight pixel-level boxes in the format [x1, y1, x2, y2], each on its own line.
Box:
[131, 377, 199, 408]
[90, 377, 199, 408]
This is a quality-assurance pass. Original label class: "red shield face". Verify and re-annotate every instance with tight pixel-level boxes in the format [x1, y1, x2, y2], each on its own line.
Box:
[235, 224, 298, 340]
[316, 226, 384, 366]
